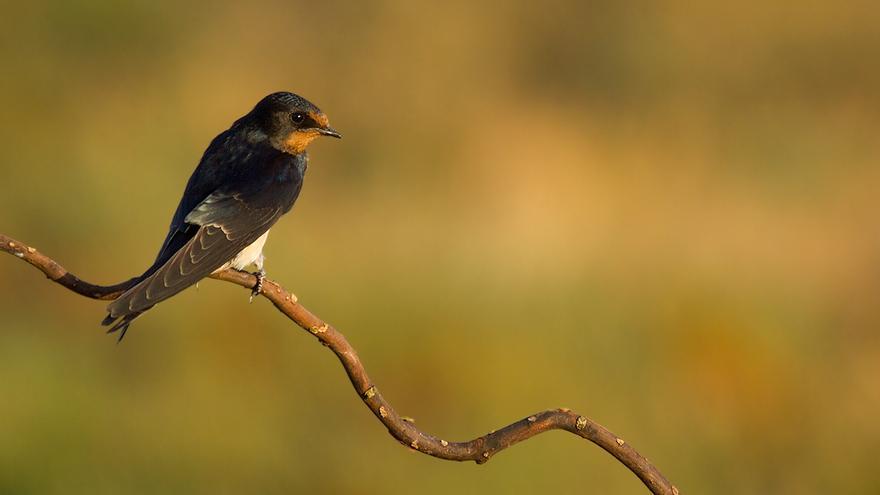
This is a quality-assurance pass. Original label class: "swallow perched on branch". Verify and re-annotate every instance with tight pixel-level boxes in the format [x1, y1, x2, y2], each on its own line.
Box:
[102, 92, 341, 340]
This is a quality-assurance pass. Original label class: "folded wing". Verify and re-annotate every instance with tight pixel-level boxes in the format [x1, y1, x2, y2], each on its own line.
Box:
[103, 191, 282, 332]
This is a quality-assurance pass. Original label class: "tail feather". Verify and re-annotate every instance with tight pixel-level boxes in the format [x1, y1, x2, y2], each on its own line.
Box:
[100, 268, 157, 342]
[101, 311, 144, 342]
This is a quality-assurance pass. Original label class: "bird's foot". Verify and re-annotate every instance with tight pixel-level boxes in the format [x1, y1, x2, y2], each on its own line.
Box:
[249, 269, 266, 303]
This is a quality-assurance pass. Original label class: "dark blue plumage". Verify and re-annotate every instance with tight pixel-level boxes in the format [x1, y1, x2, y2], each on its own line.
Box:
[102, 92, 340, 340]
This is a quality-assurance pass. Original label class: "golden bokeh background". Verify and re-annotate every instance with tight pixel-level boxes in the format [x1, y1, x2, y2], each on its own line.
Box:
[1, 1, 878, 493]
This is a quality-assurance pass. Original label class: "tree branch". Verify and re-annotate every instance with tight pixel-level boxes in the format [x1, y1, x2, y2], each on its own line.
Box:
[1, 233, 678, 495]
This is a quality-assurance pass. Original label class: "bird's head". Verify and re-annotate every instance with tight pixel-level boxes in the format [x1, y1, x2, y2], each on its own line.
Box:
[247, 92, 341, 154]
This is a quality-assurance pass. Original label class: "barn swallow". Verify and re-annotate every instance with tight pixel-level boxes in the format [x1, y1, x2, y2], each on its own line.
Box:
[101, 92, 340, 340]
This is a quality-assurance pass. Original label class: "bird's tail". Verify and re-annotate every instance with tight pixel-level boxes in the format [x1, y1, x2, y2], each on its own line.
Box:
[100, 268, 157, 342]
[101, 311, 144, 342]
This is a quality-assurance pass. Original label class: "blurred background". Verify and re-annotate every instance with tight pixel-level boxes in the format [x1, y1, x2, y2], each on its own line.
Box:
[1, 1, 878, 493]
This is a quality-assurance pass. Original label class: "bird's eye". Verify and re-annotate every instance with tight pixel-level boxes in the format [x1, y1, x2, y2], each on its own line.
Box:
[291, 112, 306, 124]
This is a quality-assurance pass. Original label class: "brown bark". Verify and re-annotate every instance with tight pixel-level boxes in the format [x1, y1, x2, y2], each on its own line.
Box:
[1, 233, 679, 495]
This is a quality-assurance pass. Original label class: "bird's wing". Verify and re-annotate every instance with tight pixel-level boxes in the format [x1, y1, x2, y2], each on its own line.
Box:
[142, 132, 238, 277]
[106, 191, 282, 318]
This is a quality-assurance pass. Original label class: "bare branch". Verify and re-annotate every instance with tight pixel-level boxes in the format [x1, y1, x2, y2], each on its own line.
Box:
[1, 233, 679, 495]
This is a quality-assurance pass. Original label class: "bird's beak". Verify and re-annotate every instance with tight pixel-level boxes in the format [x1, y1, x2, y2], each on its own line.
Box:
[317, 127, 342, 139]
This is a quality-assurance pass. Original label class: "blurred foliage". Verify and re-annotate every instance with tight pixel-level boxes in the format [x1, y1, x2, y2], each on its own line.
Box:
[1, 1, 879, 493]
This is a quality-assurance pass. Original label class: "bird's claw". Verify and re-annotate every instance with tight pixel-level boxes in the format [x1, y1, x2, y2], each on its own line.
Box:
[249, 270, 266, 303]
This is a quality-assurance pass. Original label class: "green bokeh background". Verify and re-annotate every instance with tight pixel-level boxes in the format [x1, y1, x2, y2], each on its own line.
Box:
[1, 1, 878, 493]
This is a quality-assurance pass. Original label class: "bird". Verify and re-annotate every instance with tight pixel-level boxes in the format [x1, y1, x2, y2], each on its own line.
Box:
[101, 91, 341, 341]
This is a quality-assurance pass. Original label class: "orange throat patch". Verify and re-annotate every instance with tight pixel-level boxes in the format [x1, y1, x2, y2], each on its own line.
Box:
[283, 129, 321, 154]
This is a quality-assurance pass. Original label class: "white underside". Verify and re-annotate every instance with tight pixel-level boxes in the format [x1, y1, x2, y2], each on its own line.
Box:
[213, 230, 269, 273]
